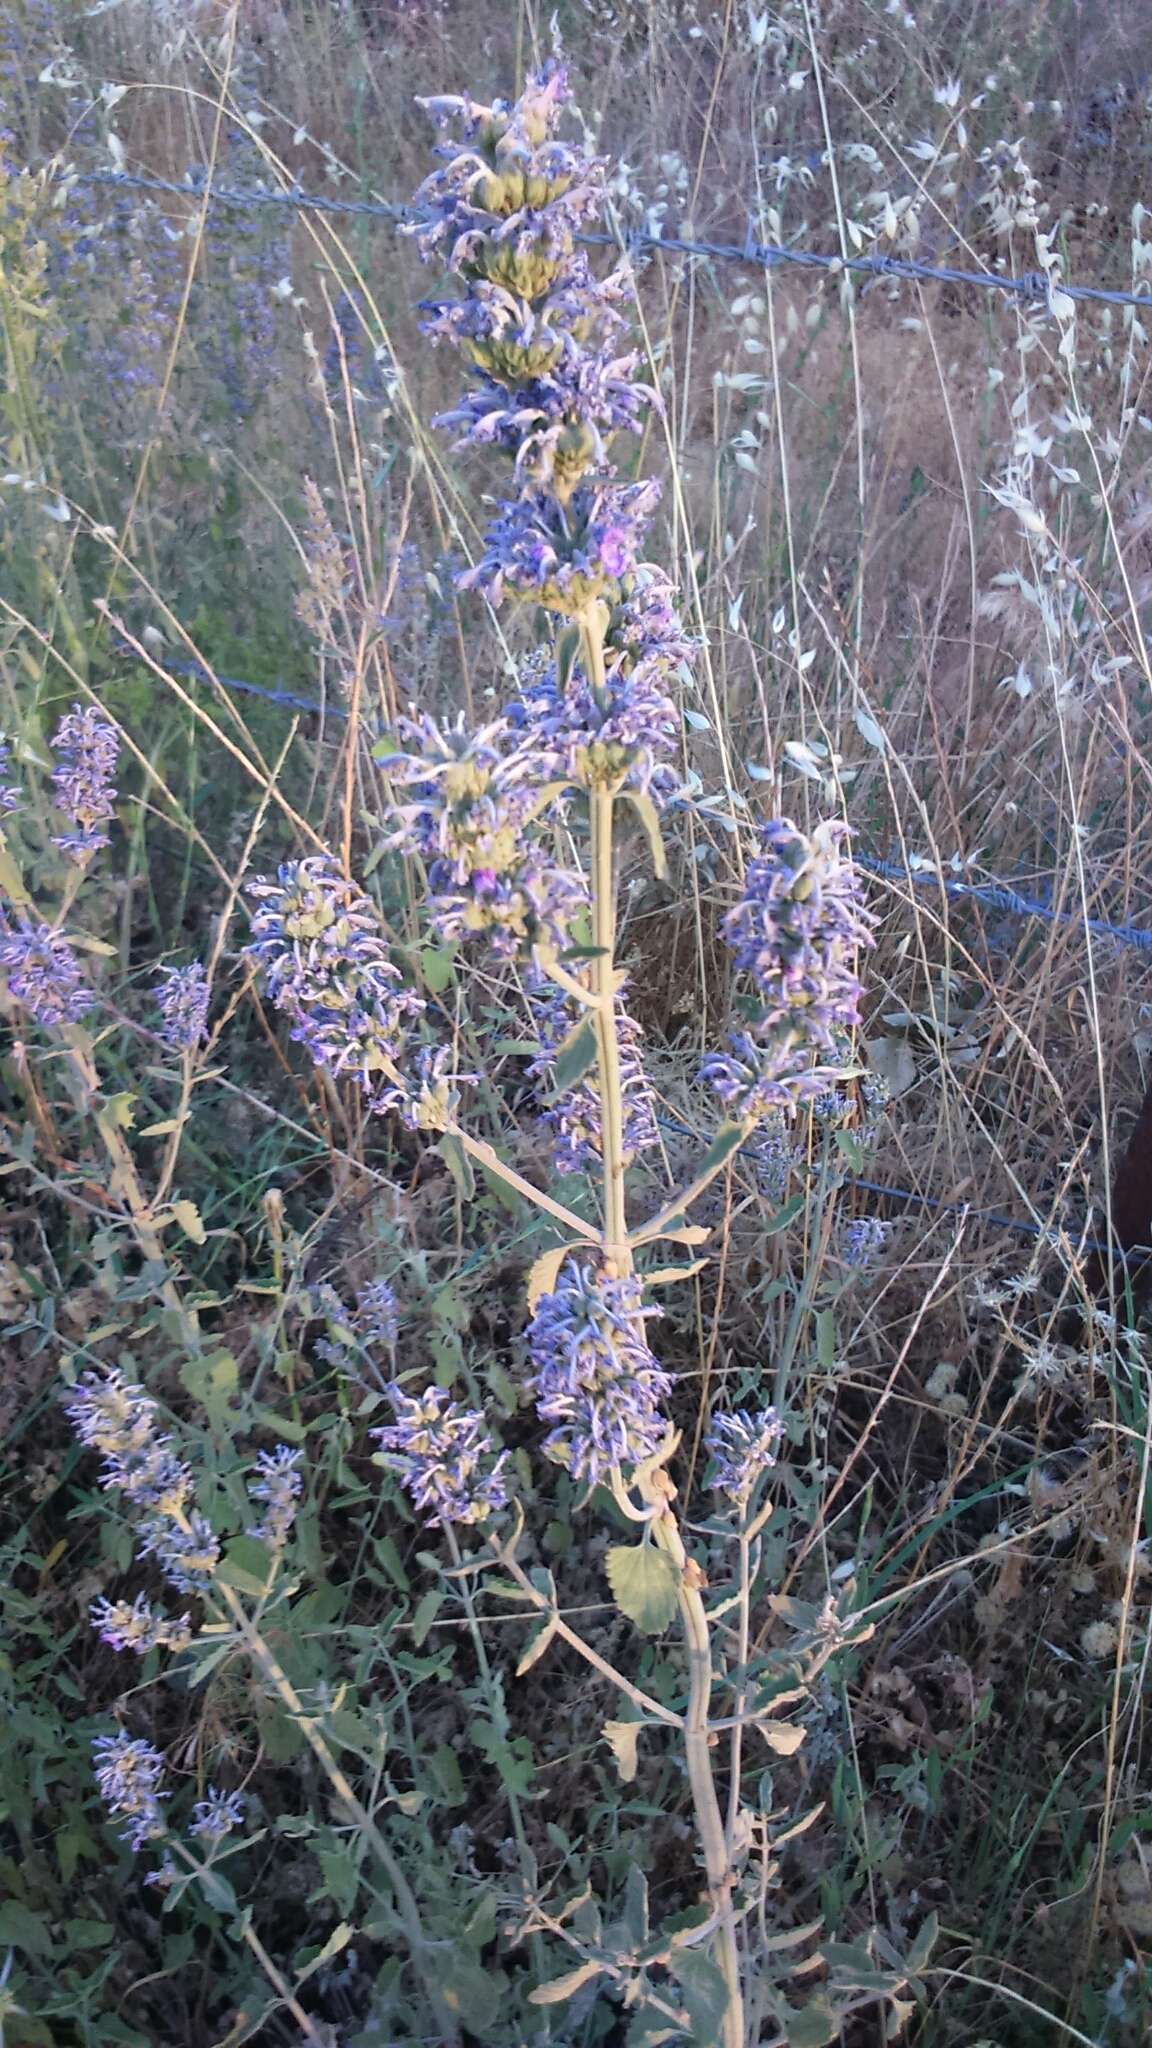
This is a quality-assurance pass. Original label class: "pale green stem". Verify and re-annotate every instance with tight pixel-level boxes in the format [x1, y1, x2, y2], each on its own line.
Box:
[577, 605, 631, 1266]
[210, 1578, 460, 2046]
[574, 600, 744, 2042]
[651, 1509, 744, 2048]
[726, 1528, 753, 1852]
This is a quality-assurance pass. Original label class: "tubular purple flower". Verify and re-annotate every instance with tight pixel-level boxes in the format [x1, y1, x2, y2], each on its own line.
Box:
[92, 1731, 168, 1851]
[50, 703, 119, 862]
[189, 1787, 246, 1845]
[511, 564, 690, 798]
[90, 1593, 193, 1656]
[246, 1445, 303, 1548]
[839, 1215, 892, 1268]
[247, 855, 423, 1109]
[700, 1029, 833, 1123]
[380, 711, 585, 955]
[526, 1264, 672, 1486]
[155, 962, 210, 1051]
[137, 1510, 221, 1597]
[0, 915, 92, 1027]
[720, 819, 875, 1051]
[704, 1409, 784, 1505]
[374, 1382, 508, 1528]
[355, 1277, 399, 1350]
[461, 478, 661, 613]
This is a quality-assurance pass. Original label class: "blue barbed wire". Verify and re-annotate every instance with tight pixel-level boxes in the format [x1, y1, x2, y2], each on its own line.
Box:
[856, 854, 1152, 956]
[146, 653, 1152, 959]
[77, 167, 1152, 312]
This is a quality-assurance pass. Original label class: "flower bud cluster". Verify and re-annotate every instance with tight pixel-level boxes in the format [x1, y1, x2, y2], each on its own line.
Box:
[155, 961, 210, 1051]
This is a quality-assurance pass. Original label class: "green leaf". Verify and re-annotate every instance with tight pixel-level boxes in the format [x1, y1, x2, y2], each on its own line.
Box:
[216, 1534, 273, 1597]
[763, 1190, 806, 1237]
[411, 1588, 444, 1648]
[548, 1015, 599, 1098]
[180, 1346, 239, 1428]
[429, 1743, 465, 1806]
[622, 1863, 649, 1944]
[435, 1132, 475, 1201]
[626, 2010, 682, 2047]
[602, 1718, 641, 1783]
[440, 1943, 506, 2030]
[0, 1900, 53, 1954]
[606, 1542, 680, 1635]
[296, 1923, 353, 1985]
[697, 1120, 747, 1177]
[783, 1998, 843, 2047]
[529, 1959, 605, 2006]
[904, 1910, 939, 1977]
[626, 787, 668, 880]
[420, 944, 458, 993]
[668, 1948, 731, 2043]
[526, 1242, 571, 1311]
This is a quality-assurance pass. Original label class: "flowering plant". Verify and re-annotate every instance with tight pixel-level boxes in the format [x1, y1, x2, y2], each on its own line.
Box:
[0, 58, 909, 2048]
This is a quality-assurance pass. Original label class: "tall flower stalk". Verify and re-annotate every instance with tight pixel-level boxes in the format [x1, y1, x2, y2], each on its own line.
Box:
[396, 63, 875, 2041]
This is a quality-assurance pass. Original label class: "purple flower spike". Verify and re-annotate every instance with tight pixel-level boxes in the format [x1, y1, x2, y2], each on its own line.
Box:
[155, 962, 210, 1051]
[247, 855, 423, 1109]
[374, 1383, 508, 1529]
[705, 1409, 783, 1505]
[92, 1731, 168, 1851]
[245, 1445, 303, 1548]
[0, 916, 92, 1027]
[526, 1264, 671, 1486]
[190, 1787, 246, 1845]
[721, 819, 875, 1050]
[701, 819, 875, 1125]
[50, 703, 119, 862]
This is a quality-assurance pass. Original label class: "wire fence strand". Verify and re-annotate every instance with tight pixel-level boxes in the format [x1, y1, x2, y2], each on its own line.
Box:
[78, 168, 1152, 311]
[139, 654, 1152, 956]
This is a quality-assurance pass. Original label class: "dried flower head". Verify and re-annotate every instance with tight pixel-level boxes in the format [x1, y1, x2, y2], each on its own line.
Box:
[526, 1264, 671, 1485]
[50, 703, 119, 862]
[374, 1383, 508, 1528]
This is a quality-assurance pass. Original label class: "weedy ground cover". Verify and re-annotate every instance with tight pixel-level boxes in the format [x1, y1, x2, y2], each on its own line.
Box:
[0, 3, 1150, 2045]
